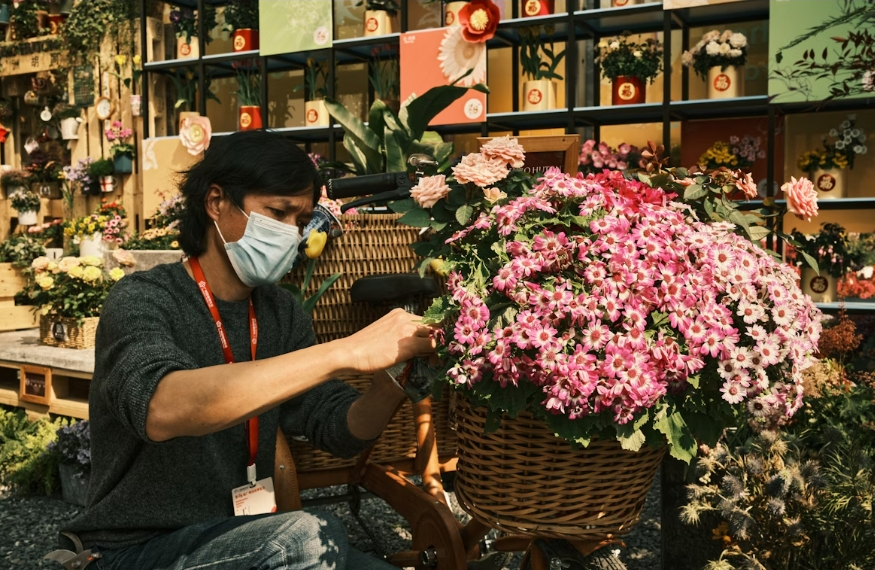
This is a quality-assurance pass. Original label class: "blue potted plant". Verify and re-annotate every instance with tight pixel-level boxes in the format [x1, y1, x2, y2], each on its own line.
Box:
[105, 121, 134, 175]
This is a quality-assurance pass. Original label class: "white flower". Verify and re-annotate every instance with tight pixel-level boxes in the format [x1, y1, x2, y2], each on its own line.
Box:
[609, 41, 619, 50]
[850, 128, 861, 137]
[836, 140, 845, 150]
[438, 27, 486, 87]
[841, 120, 850, 129]
[854, 145, 863, 154]
[863, 70, 875, 92]
[705, 41, 720, 55]
[728, 33, 747, 48]
[703, 30, 721, 42]
[719, 42, 732, 55]
[598, 40, 608, 49]
[682, 51, 694, 66]
[728, 48, 742, 58]
[633, 50, 642, 57]
[860, 145, 868, 154]
[859, 134, 868, 142]
[720, 30, 733, 43]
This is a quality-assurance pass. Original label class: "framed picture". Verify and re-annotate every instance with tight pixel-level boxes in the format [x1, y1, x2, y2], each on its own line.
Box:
[19, 365, 52, 406]
[478, 134, 580, 175]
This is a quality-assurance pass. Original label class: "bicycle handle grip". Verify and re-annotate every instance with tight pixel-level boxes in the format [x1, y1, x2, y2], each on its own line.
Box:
[326, 172, 410, 200]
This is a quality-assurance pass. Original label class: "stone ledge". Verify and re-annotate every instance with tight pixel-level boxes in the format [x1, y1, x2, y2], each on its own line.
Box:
[0, 329, 94, 374]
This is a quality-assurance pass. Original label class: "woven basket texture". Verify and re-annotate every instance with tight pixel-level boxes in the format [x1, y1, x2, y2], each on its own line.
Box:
[283, 214, 455, 472]
[454, 398, 664, 541]
[39, 315, 99, 349]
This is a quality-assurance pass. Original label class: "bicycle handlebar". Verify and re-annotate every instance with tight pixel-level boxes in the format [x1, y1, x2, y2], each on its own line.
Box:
[326, 172, 412, 200]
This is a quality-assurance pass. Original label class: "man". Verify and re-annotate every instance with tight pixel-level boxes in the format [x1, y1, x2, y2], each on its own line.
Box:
[59, 130, 436, 569]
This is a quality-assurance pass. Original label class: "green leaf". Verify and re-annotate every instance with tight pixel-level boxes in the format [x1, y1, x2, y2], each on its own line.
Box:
[455, 204, 474, 226]
[302, 272, 342, 314]
[654, 411, 696, 463]
[367, 100, 388, 143]
[384, 125, 406, 173]
[746, 225, 771, 242]
[324, 96, 383, 174]
[728, 209, 750, 229]
[618, 429, 646, 452]
[422, 296, 452, 324]
[397, 208, 432, 228]
[683, 184, 708, 201]
[342, 136, 369, 176]
[637, 172, 652, 185]
[389, 198, 415, 214]
[405, 84, 487, 142]
[684, 412, 724, 449]
[799, 250, 820, 275]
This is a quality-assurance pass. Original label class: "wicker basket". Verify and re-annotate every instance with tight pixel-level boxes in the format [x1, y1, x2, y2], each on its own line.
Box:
[284, 214, 455, 472]
[453, 398, 665, 541]
[39, 315, 99, 349]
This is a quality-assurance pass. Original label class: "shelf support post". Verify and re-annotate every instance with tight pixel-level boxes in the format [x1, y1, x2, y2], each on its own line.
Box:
[139, 0, 149, 139]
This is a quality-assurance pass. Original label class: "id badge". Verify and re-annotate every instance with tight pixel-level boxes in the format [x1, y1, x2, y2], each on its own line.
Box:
[231, 477, 277, 516]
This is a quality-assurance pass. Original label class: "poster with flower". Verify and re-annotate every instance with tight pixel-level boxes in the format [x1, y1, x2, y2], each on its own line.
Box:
[259, 0, 332, 56]
[400, 27, 487, 126]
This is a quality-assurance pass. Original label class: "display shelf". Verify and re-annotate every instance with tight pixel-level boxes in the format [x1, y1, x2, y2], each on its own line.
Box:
[270, 124, 345, 143]
[486, 109, 570, 131]
[669, 96, 771, 121]
[49, 397, 89, 420]
[777, 97, 875, 116]
[574, 102, 663, 126]
[333, 34, 401, 63]
[815, 301, 875, 313]
[489, 14, 572, 48]
[669, 0, 768, 28]
[573, 3, 666, 37]
[738, 198, 875, 211]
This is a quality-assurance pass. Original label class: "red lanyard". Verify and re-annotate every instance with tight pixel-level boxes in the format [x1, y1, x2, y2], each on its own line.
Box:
[189, 257, 259, 484]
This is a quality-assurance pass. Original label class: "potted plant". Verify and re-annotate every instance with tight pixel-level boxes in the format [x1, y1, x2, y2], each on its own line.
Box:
[578, 139, 641, 175]
[522, 0, 554, 17]
[0, 0, 10, 27]
[170, 5, 216, 59]
[519, 27, 566, 111]
[113, 194, 185, 274]
[26, 149, 63, 200]
[596, 34, 663, 105]
[27, 218, 65, 258]
[46, 420, 91, 506]
[9, 0, 41, 40]
[63, 157, 95, 195]
[297, 58, 330, 127]
[698, 140, 753, 170]
[169, 70, 221, 130]
[683, 30, 747, 99]
[790, 222, 859, 303]
[87, 158, 116, 194]
[108, 54, 144, 116]
[368, 46, 400, 114]
[64, 201, 128, 258]
[1, 169, 30, 199]
[104, 121, 135, 174]
[797, 115, 867, 199]
[356, 0, 399, 37]
[224, 0, 259, 52]
[53, 101, 82, 140]
[28, 254, 125, 349]
[234, 66, 262, 131]
[11, 191, 41, 226]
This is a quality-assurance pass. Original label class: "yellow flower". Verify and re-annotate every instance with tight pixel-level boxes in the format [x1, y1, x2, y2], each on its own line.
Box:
[46, 261, 58, 273]
[304, 231, 327, 259]
[41, 306, 50, 316]
[82, 266, 102, 283]
[79, 255, 103, 267]
[109, 268, 125, 281]
[37, 276, 54, 290]
[170, 240, 179, 249]
[429, 258, 449, 277]
[133, 54, 141, 66]
[115, 54, 127, 67]
[68, 266, 85, 279]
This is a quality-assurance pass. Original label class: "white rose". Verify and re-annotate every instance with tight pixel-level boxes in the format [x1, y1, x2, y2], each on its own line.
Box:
[729, 32, 747, 48]
[609, 41, 619, 50]
[719, 42, 732, 55]
[633, 50, 642, 57]
[705, 41, 720, 55]
[728, 48, 742, 58]
[703, 30, 721, 42]
[720, 30, 733, 43]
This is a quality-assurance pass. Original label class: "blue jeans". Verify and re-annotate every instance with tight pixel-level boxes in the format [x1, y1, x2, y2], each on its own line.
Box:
[92, 510, 395, 570]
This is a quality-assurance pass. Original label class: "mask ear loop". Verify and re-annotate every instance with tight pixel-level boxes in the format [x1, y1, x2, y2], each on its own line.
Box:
[214, 193, 250, 244]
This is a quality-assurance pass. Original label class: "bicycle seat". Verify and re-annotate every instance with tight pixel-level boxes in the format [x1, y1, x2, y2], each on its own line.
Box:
[350, 274, 439, 305]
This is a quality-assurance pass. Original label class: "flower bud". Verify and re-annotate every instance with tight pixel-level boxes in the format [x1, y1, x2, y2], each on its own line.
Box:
[304, 230, 327, 259]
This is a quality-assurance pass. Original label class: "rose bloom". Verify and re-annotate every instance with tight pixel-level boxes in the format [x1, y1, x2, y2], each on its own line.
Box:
[483, 187, 507, 203]
[82, 266, 103, 283]
[783, 176, 818, 221]
[112, 249, 136, 267]
[57, 256, 81, 273]
[179, 116, 212, 156]
[79, 256, 103, 267]
[31, 256, 49, 272]
[481, 135, 525, 168]
[735, 170, 758, 200]
[452, 153, 509, 187]
[37, 276, 54, 290]
[410, 174, 451, 208]
[109, 268, 126, 281]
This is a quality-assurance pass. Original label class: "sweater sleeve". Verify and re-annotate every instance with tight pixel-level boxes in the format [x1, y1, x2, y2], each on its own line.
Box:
[277, 298, 375, 459]
[92, 275, 200, 442]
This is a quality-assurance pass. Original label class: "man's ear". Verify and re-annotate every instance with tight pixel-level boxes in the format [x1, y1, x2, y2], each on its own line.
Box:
[204, 184, 226, 223]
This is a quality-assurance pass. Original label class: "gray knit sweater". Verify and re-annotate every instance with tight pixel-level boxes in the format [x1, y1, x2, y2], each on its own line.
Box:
[63, 262, 372, 551]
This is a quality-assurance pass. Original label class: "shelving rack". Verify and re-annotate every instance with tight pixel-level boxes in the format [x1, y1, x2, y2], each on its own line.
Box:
[138, 0, 875, 313]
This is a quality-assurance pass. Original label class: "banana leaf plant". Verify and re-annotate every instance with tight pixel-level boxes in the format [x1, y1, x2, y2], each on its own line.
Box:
[323, 78, 489, 175]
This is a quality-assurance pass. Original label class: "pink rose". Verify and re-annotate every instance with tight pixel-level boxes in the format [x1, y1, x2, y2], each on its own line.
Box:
[782, 176, 818, 221]
[112, 249, 137, 267]
[452, 153, 509, 187]
[480, 135, 525, 168]
[410, 174, 451, 208]
[179, 116, 212, 156]
[735, 170, 758, 200]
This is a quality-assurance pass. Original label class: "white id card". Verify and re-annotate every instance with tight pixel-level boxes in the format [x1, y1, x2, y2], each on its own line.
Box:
[231, 477, 277, 516]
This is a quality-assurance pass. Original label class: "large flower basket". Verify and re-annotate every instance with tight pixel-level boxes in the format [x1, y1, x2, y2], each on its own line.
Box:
[454, 398, 665, 540]
[39, 315, 99, 349]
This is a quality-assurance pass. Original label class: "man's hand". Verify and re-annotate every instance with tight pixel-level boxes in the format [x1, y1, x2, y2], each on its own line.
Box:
[338, 308, 437, 374]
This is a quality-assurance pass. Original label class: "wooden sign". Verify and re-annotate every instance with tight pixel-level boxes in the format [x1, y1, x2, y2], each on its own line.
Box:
[19, 365, 52, 405]
[0, 50, 64, 77]
[478, 134, 580, 175]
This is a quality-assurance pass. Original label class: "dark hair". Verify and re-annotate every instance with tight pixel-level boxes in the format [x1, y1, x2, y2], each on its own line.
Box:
[177, 130, 321, 256]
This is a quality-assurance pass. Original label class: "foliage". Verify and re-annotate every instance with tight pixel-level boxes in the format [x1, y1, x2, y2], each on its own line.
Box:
[223, 0, 259, 30]
[105, 121, 135, 158]
[796, 114, 868, 172]
[235, 66, 261, 107]
[356, 0, 400, 16]
[406, 140, 820, 462]
[26, 148, 62, 184]
[169, 69, 221, 112]
[46, 420, 91, 477]
[323, 78, 487, 175]
[1, 169, 30, 192]
[0, 407, 70, 496]
[773, 1, 875, 101]
[25, 255, 125, 320]
[9, 0, 42, 40]
[0, 97, 16, 122]
[578, 139, 642, 175]
[596, 34, 663, 83]
[790, 223, 860, 279]
[519, 26, 567, 82]
[108, 54, 143, 93]
[170, 4, 217, 45]
[121, 227, 180, 251]
[294, 57, 330, 100]
[61, 0, 139, 63]
[682, 30, 748, 80]
[699, 141, 754, 170]
[0, 233, 45, 268]
[11, 191, 41, 212]
[87, 157, 114, 178]
[52, 101, 81, 120]
[279, 232, 341, 315]
[846, 232, 875, 269]
[369, 45, 399, 101]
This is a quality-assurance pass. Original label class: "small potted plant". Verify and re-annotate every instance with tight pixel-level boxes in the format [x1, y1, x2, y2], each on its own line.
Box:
[683, 30, 747, 99]
[53, 101, 82, 140]
[235, 66, 262, 130]
[522, 0, 554, 17]
[596, 34, 663, 105]
[356, 0, 399, 37]
[797, 115, 867, 199]
[0, 0, 10, 27]
[63, 157, 95, 195]
[1, 169, 30, 199]
[11, 190, 41, 226]
[790, 222, 859, 303]
[170, 5, 216, 59]
[46, 420, 91, 506]
[64, 201, 128, 258]
[9, 0, 41, 40]
[369, 46, 400, 114]
[297, 57, 330, 127]
[519, 27, 566, 112]
[224, 0, 259, 52]
[105, 121, 135, 174]
[87, 158, 116, 194]
[26, 149, 63, 200]
[578, 139, 641, 175]
[108, 54, 144, 116]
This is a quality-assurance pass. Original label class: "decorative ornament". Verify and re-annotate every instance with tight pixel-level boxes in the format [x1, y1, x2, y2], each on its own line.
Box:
[39, 106, 53, 122]
[457, 0, 500, 44]
[179, 115, 212, 156]
[438, 27, 487, 86]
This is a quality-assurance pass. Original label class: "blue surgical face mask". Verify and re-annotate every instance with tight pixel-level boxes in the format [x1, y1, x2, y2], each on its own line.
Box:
[214, 206, 301, 287]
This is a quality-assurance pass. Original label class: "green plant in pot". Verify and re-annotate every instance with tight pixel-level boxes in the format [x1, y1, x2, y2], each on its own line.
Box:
[46, 420, 91, 506]
[105, 121, 135, 175]
[169, 69, 221, 126]
[0, 1, 11, 26]
[170, 4, 217, 58]
[87, 158, 115, 195]
[595, 33, 663, 106]
[9, 0, 41, 40]
[295, 58, 331, 127]
[368, 45, 400, 114]
[235, 65, 262, 130]
[519, 26, 566, 112]
[1, 169, 30, 199]
[357, 0, 400, 36]
[11, 191, 41, 226]
[224, 0, 259, 52]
